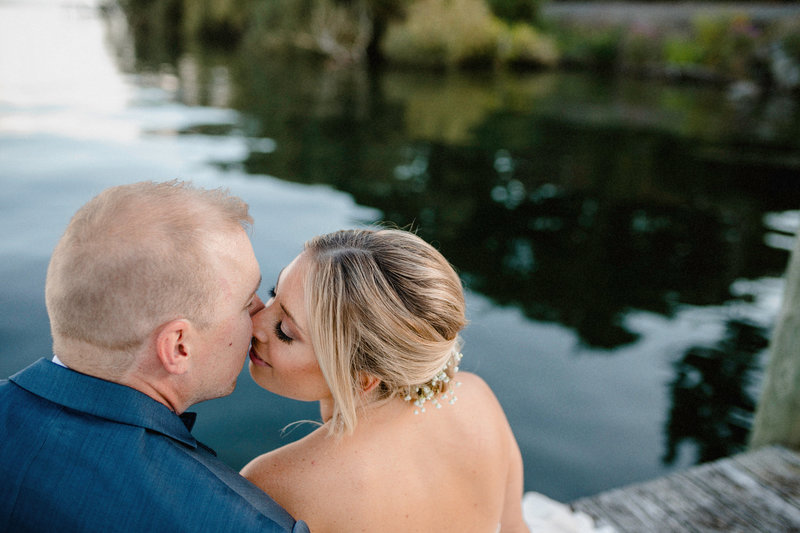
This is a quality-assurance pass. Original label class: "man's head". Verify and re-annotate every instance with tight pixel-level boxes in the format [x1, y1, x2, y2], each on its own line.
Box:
[45, 180, 263, 410]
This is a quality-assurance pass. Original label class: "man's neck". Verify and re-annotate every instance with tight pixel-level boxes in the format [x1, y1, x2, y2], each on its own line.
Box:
[53, 351, 187, 414]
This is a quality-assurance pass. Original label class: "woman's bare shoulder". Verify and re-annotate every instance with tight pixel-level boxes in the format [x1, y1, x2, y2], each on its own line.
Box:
[241, 443, 291, 491]
[453, 371, 516, 442]
[456, 371, 502, 408]
[241, 426, 346, 527]
[456, 370, 489, 388]
[241, 426, 327, 492]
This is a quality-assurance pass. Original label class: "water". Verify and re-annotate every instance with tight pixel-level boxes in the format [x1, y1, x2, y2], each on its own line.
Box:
[2, 0, 799, 502]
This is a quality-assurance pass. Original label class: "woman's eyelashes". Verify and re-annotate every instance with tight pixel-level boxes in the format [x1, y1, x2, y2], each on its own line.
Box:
[267, 285, 293, 343]
[274, 321, 293, 344]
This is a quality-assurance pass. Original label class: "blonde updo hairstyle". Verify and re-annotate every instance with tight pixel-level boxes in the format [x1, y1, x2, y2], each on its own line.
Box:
[303, 229, 467, 435]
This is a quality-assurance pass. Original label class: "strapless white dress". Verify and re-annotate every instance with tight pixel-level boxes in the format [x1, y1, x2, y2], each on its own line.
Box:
[521, 492, 617, 533]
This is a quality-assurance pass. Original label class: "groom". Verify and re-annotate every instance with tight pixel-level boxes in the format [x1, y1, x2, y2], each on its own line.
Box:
[0, 181, 308, 532]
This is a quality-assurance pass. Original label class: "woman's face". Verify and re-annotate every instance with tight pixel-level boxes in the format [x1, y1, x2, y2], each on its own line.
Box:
[248, 252, 331, 402]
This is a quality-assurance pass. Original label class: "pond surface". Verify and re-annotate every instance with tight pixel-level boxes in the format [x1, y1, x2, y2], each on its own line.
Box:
[2, 0, 800, 502]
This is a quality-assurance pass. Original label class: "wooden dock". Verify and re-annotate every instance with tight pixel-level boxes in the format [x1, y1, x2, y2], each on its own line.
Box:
[570, 445, 800, 532]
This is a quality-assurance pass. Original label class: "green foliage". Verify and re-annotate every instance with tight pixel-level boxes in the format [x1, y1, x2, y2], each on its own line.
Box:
[381, 0, 502, 68]
[691, 14, 759, 76]
[556, 25, 624, 70]
[587, 29, 624, 69]
[487, 0, 540, 24]
[381, 0, 558, 70]
[619, 24, 663, 70]
[774, 18, 800, 65]
[118, 0, 183, 64]
[553, 12, 797, 86]
[656, 14, 762, 79]
[181, 0, 253, 45]
[768, 19, 800, 91]
[497, 23, 559, 67]
[121, 0, 800, 90]
[782, 31, 800, 63]
[247, 0, 314, 35]
[663, 37, 704, 67]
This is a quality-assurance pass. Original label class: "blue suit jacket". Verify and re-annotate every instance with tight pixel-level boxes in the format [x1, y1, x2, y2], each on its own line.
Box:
[0, 359, 310, 533]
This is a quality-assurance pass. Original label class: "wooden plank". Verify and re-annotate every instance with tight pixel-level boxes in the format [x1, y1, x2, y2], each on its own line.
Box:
[571, 446, 800, 532]
[583, 479, 693, 532]
[624, 475, 715, 533]
[678, 459, 794, 532]
[632, 468, 760, 532]
[716, 455, 800, 527]
[733, 446, 800, 503]
[661, 474, 738, 532]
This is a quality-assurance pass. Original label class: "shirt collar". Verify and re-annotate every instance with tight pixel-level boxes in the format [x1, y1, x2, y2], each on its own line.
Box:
[11, 358, 201, 449]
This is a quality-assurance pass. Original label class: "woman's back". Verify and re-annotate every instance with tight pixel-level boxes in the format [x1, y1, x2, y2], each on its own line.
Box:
[244, 229, 527, 531]
[242, 371, 526, 532]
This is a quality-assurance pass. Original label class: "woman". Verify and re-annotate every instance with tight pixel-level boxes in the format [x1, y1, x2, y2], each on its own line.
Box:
[242, 228, 528, 532]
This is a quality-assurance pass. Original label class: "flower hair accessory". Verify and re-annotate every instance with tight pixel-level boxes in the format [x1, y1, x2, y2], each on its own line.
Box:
[403, 351, 463, 414]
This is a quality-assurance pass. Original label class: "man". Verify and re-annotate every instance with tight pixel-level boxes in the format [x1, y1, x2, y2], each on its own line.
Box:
[0, 181, 309, 532]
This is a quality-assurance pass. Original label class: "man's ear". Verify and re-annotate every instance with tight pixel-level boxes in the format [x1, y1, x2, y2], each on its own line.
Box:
[155, 319, 192, 375]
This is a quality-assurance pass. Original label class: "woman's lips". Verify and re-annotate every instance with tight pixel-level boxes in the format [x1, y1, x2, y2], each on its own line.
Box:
[249, 346, 271, 367]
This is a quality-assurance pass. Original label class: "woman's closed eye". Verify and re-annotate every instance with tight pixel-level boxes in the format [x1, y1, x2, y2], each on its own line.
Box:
[275, 321, 293, 344]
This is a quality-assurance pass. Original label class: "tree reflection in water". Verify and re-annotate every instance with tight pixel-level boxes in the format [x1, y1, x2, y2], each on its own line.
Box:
[663, 320, 767, 465]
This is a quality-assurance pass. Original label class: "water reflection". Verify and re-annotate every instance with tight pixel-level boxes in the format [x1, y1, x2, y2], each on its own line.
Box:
[114, 2, 800, 481]
[232, 79, 794, 350]
[664, 319, 766, 464]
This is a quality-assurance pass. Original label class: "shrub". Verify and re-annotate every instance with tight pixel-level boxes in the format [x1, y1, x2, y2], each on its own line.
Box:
[674, 14, 759, 78]
[381, 0, 502, 68]
[497, 23, 559, 67]
[556, 25, 624, 70]
[663, 36, 705, 68]
[488, 0, 540, 24]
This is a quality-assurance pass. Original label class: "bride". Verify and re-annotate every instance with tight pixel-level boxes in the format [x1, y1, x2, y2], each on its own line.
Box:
[241, 228, 528, 532]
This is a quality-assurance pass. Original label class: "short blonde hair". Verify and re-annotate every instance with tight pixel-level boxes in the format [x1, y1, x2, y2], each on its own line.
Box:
[303, 228, 467, 435]
[45, 180, 252, 358]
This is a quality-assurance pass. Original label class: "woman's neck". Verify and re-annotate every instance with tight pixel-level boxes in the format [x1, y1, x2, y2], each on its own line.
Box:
[319, 398, 334, 423]
[318, 394, 415, 433]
